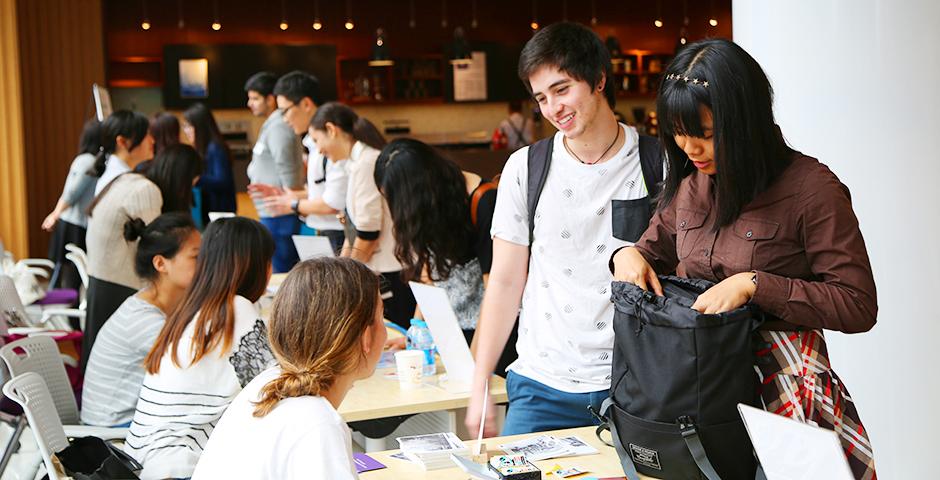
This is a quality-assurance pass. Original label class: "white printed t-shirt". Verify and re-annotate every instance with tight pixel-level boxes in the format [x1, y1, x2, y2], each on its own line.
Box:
[491, 124, 647, 393]
[192, 367, 357, 480]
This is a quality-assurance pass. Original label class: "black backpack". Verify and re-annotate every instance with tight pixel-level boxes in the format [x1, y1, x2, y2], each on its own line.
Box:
[597, 276, 765, 480]
[525, 134, 663, 243]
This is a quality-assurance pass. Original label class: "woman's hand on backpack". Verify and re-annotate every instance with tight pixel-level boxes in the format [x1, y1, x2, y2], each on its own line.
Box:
[691, 272, 757, 314]
[612, 247, 663, 296]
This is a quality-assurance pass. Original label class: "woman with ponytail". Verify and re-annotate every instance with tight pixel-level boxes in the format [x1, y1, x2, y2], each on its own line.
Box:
[90, 110, 154, 196]
[81, 212, 200, 427]
[193, 257, 385, 479]
[41, 119, 102, 289]
[82, 144, 202, 372]
[308, 102, 415, 329]
[124, 217, 274, 480]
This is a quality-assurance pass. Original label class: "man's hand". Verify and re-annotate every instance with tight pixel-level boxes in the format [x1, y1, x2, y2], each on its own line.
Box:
[612, 247, 663, 296]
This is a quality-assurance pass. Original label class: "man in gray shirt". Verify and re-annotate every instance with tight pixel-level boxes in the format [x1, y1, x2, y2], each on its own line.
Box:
[244, 72, 305, 272]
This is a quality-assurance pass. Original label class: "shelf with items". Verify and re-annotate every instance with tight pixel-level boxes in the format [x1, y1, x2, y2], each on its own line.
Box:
[337, 56, 445, 105]
[107, 56, 163, 88]
[611, 51, 671, 99]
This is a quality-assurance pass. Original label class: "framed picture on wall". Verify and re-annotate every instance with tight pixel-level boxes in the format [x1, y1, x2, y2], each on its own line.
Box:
[179, 58, 209, 98]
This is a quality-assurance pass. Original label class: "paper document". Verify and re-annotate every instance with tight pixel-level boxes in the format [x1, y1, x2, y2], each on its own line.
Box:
[291, 235, 334, 260]
[738, 403, 854, 480]
[451, 454, 499, 479]
[498, 435, 598, 461]
[408, 282, 475, 392]
[207, 211, 235, 222]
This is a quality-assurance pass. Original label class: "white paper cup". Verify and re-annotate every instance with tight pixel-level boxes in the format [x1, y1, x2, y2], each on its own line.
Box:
[395, 350, 425, 390]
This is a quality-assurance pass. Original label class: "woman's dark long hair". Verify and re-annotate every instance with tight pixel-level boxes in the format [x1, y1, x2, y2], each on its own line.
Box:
[657, 38, 795, 228]
[88, 110, 150, 177]
[145, 216, 274, 373]
[183, 102, 230, 160]
[147, 144, 203, 213]
[310, 102, 386, 151]
[150, 111, 181, 157]
[88, 143, 202, 216]
[77, 119, 102, 156]
[375, 138, 474, 282]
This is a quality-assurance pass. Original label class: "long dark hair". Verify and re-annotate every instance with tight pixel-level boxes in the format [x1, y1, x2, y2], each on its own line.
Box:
[657, 38, 795, 228]
[375, 139, 473, 281]
[145, 217, 274, 373]
[310, 102, 386, 151]
[123, 212, 198, 282]
[150, 112, 181, 157]
[183, 102, 230, 160]
[88, 143, 202, 216]
[77, 119, 102, 156]
[147, 144, 203, 213]
[88, 110, 150, 177]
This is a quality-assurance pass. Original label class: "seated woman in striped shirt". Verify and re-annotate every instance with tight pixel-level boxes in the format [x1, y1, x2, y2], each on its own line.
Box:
[124, 217, 275, 480]
[81, 212, 200, 427]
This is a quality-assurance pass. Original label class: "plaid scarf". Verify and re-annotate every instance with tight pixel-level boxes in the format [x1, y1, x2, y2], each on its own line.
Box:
[756, 329, 877, 480]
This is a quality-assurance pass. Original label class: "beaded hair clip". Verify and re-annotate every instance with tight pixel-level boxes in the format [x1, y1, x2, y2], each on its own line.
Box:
[665, 73, 709, 87]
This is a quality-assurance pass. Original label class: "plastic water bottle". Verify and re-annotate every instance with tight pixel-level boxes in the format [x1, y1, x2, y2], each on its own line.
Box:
[406, 319, 437, 377]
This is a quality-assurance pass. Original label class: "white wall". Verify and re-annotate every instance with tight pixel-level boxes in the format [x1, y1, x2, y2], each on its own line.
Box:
[733, 0, 940, 476]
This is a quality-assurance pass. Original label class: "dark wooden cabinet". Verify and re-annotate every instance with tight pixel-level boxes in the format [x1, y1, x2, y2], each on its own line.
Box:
[611, 51, 672, 99]
[338, 56, 445, 105]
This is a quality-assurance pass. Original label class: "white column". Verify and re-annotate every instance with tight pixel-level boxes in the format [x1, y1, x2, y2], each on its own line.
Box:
[733, 1, 940, 477]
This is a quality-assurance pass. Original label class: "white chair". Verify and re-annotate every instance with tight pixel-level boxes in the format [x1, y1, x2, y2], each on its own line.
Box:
[63, 245, 87, 276]
[0, 274, 29, 330]
[0, 274, 80, 332]
[0, 337, 126, 441]
[2, 372, 68, 480]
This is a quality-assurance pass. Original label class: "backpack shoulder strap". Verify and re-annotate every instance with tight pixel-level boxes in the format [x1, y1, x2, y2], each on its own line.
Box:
[470, 181, 498, 228]
[638, 135, 663, 200]
[526, 137, 553, 244]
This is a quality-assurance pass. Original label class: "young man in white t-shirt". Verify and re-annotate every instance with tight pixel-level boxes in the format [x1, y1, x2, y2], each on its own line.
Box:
[467, 22, 660, 436]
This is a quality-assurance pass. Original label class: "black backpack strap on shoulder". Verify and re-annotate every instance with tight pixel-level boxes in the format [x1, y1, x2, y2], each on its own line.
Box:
[637, 135, 663, 202]
[526, 138, 553, 245]
[678, 416, 722, 480]
[596, 397, 642, 480]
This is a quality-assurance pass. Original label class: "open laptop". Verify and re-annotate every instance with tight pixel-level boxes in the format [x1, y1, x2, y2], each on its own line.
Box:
[737, 404, 854, 480]
[408, 283, 476, 393]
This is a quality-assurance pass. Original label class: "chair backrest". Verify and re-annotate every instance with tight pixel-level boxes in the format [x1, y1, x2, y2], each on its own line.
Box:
[2, 372, 68, 480]
[63, 244, 88, 273]
[64, 252, 88, 311]
[0, 275, 28, 329]
[0, 336, 80, 425]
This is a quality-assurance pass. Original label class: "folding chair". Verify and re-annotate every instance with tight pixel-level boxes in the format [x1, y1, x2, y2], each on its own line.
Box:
[0, 336, 126, 441]
[2, 372, 69, 480]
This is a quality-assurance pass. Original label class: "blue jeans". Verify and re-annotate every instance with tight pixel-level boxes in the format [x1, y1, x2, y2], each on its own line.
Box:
[259, 215, 300, 273]
[501, 370, 607, 435]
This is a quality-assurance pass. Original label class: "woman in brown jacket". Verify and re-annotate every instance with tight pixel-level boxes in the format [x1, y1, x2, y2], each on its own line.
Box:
[612, 39, 877, 478]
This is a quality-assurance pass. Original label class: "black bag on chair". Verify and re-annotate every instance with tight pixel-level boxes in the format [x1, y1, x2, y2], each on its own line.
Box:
[596, 276, 764, 480]
[54, 436, 140, 480]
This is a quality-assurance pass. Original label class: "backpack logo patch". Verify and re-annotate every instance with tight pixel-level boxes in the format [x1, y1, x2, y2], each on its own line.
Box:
[629, 443, 662, 470]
